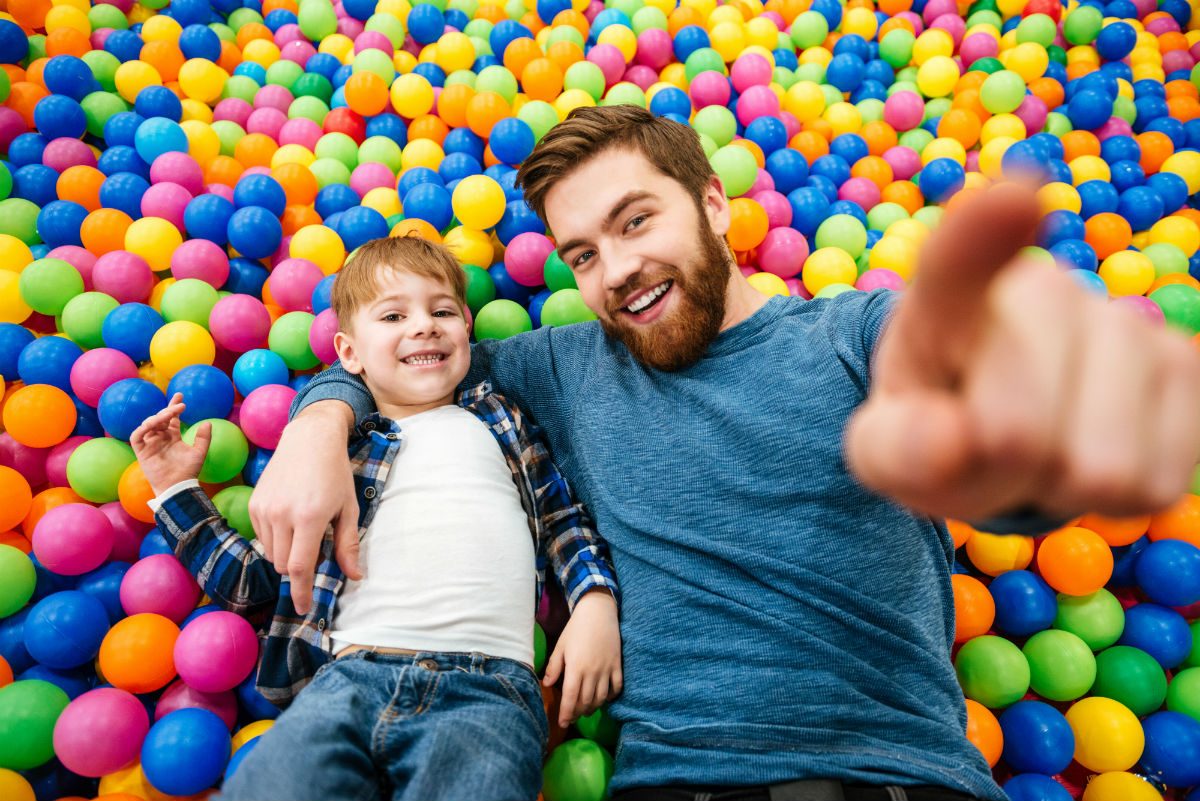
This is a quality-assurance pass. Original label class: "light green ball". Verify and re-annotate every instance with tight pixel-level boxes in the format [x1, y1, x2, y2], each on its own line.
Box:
[0, 681, 70, 770]
[19, 258, 83, 316]
[161, 279, 220, 328]
[1023, 629, 1097, 702]
[67, 437, 136, 503]
[564, 61, 606, 101]
[816, 214, 868, 258]
[1016, 13, 1057, 47]
[315, 132, 360, 169]
[539, 289, 597, 328]
[214, 485, 256, 539]
[790, 10, 829, 49]
[474, 299, 532, 340]
[602, 82, 647, 108]
[709, 145, 757, 198]
[879, 29, 914, 68]
[693, 105, 736, 147]
[0, 545, 35, 618]
[866, 202, 910, 233]
[61, 291, 119, 350]
[476, 65, 519, 103]
[269, 311, 319, 370]
[184, 419, 249, 484]
[0, 199, 41, 246]
[359, 137, 404, 174]
[980, 70, 1026, 114]
[518, 101, 560, 141]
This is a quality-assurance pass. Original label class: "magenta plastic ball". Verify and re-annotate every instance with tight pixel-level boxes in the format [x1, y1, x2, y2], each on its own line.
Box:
[309, 307, 339, 365]
[883, 91, 924, 132]
[689, 71, 731, 109]
[930, 13, 965, 45]
[350, 162, 395, 196]
[92, 250, 154, 303]
[239, 384, 298, 450]
[1015, 94, 1048, 136]
[1096, 117, 1134, 140]
[586, 43, 625, 86]
[273, 22, 306, 47]
[209, 294, 271, 352]
[752, 189, 793, 229]
[254, 85, 294, 113]
[48, 245, 97, 289]
[53, 687, 150, 777]
[883, 145, 922, 180]
[731, 53, 772, 93]
[960, 32, 998, 65]
[213, 98, 253, 127]
[735, 85, 780, 126]
[504, 233, 555, 287]
[779, 111, 801, 139]
[278, 118, 322, 150]
[100, 502, 152, 563]
[155, 679, 238, 729]
[622, 65, 658, 91]
[785, 277, 812, 299]
[0, 432, 49, 486]
[748, 169, 775, 196]
[1114, 294, 1167, 326]
[45, 436, 90, 488]
[171, 240, 230, 288]
[43, 137, 96, 171]
[838, 177, 881, 210]
[174, 610, 259, 692]
[282, 39, 319, 65]
[140, 182, 191, 231]
[856, 268, 906, 292]
[119, 553, 202, 623]
[922, 0, 955, 23]
[32, 502, 115, 575]
[0, 107, 25, 152]
[247, 107, 287, 140]
[70, 348, 140, 407]
[207, 184, 235, 202]
[633, 29, 672, 69]
[758, 227, 809, 278]
[339, 16, 366, 37]
[268, 257, 324, 312]
[150, 153, 205, 196]
[353, 31, 392, 54]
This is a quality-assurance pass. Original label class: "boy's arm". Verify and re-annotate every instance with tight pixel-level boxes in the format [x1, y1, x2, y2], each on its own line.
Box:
[153, 483, 282, 620]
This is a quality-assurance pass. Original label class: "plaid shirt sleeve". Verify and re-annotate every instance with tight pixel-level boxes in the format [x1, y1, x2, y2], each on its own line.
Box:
[514, 411, 620, 612]
[155, 485, 281, 624]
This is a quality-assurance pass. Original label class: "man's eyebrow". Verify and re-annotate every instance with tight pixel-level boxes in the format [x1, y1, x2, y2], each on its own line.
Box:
[555, 190, 657, 257]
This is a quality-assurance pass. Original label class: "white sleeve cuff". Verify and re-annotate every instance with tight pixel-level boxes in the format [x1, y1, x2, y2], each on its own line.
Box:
[148, 479, 203, 513]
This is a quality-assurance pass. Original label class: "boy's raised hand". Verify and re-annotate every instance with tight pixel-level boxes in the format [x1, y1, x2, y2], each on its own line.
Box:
[130, 393, 212, 496]
[543, 589, 622, 728]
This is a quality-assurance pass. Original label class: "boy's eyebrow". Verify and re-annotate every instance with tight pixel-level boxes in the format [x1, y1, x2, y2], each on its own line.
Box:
[555, 189, 657, 258]
[369, 291, 458, 308]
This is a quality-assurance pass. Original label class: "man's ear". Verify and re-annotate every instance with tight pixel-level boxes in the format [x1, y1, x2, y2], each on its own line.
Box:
[334, 331, 364, 375]
[704, 174, 731, 238]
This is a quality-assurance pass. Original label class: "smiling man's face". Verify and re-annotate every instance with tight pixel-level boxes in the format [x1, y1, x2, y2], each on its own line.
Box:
[545, 148, 736, 372]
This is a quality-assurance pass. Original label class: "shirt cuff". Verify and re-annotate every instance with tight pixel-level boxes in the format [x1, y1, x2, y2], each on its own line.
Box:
[148, 479, 202, 513]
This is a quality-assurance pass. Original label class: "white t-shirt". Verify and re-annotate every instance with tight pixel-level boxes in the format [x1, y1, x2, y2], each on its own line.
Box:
[329, 404, 536, 666]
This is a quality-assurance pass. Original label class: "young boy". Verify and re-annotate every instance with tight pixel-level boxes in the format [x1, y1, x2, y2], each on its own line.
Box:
[131, 235, 622, 801]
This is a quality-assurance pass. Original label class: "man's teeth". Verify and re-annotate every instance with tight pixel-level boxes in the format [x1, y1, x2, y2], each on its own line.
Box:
[625, 281, 671, 313]
[403, 354, 445, 365]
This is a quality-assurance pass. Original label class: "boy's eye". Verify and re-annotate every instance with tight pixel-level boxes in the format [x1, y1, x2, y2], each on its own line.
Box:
[382, 313, 403, 322]
[433, 310, 454, 317]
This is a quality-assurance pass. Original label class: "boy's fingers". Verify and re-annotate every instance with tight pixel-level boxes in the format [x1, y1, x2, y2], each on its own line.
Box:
[542, 644, 564, 686]
[560, 670, 581, 727]
[190, 421, 214, 460]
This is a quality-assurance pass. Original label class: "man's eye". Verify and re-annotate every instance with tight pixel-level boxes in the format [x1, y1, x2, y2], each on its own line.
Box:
[574, 250, 595, 268]
[627, 214, 648, 230]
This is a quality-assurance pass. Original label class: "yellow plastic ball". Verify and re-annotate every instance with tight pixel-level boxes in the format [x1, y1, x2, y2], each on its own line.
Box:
[785, 81, 826, 122]
[1066, 697, 1145, 773]
[799, 46, 833, 67]
[660, 63, 689, 90]
[980, 113, 1026, 144]
[978, 137, 1017, 179]
[1070, 154, 1111, 185]
[242, 39, 282, 67]
[389, 73, 435, 119]
[1082, 773, 1163, 801]
[747, 271, 789, 296]
[433, 32, 474, 74]
[179, 98, 214, 124]
[996, 0, 1028, 16]
[913, 29, 955, 65]
[1162, 150, 1200, 194]
[916, 56, 960, 98]
[598, 25, 638, 62]
[180, 120, 220, 166]
[554, 87, 596, 117]
[886, 218, 932, 246]
[140, 13, 181, 41]
[746, 17, 781, 49]
[271, 144, 316, 168]
[1038, 182, 1082, 214]
[823, 102, 862, 138]
[0, 234, 34, 273]
[922, 137, 967, 166]
[150, 321, 216, 379]
[0, 269, 32, 324]
[125, 217, 183, 273]
[178, 58, 227, 104]
[965, 532, 1035, 576]
[1149, 216, 1200, 256]
[290, 225, 346, 275]
[708, 5, 743, 26]
[0, 769, 34, 801]
[1007, 42, 1049, 81]
[802, 248, 858, 295]
[318, 33, 355, 60]
[868, 236, 919, 280]
[401, 139, 446, 171]
[709, 21, 747, 63]
[45, 5, 90, 34]
[443, 226, 494, 267]
[362, 187, 403, 218]
[232, 719, 276, 751]
[452, 175, 506, 230]
[1099, 250, 1155, 296]
[114, 61, 163, 104]
[841, 6, 878, 39]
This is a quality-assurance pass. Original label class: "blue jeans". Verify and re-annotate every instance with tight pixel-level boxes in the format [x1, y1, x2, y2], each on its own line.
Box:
[217, 650, 549, 801]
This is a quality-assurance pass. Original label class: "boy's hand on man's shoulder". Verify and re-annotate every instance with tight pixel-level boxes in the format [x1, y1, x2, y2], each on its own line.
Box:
[542, 589, 622, 729]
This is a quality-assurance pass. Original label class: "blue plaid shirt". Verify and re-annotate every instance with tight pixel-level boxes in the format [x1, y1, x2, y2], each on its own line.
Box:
[153, 380, 620, 709]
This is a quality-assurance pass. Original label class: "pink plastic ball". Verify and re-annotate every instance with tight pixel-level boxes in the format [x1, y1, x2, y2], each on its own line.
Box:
[278, 118, 323, 150]
[155, 679, 238, 729]
[752, 190, 792, 229]
[738, 265, 757, 278]
[48, 245, 96, 290]
[838, 177, 881, 210]
[350, 163, 396, 196]
[505, 233, 555, 287]
[1147, 17, 1182, 35]
[884, 92, 924, 132]
[45, 436, 90, 488]
[140, 182, 191, 232]
[922, 0, 955, 23]
[70, 348, 140, 407]
[587, 43, 626, 87]
[254, 85, 293, 114]
[150, 153, 204, 196]
[758, 227, 809, 279]
[213, 98, 253, 128]
[622, 65, 658, 91]
[731, 53, 772, 93]
[883, 145, 922, 180]
[1114, 294, 1166, 326]
[171, 240, 230, 289]
[53, 688, 150, 777]
[960, 32, 999, 66]
[209, 295, 271, 353]
[779, 111, 801, 139]
[174, 610, 259, 692]
[268, 257, 324, 312]
[247, 107, 287, 140]
[338, 16, 366, 37]
[748, 168, 775, 196]
[43, 138, 96, 171]
[1096, 117, 1134, 140]
[207, 183, 235, 201]
[1131, 0, 1155, 16]
[0, 432, 48, 486]
[239, 384, 298, 450]
[281, 40, 318, 66]
[273, 22, 305, 47]
[1015, 95, 1048, 136]
[785, 277, 812, 299]
[1164, 50, 1195, 73]
[92, 250, 153, 303]
[897, 10, 924, 33]
[119, 553, 202, 623]
[634, 29, 672, 70]
[32, 503, 115, 576]
[309, 307, 339, 365]
[930, 13, 965, 45]
[354, 30, 393, 54]
[856, 268, 906, 291]
[100, 502, 152, 563]
[689, 71, 731, 109]
[735, 85, 780, 127]
[0, 108, 23, 152]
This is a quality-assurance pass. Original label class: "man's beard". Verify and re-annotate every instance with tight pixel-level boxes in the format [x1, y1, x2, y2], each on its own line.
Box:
[599, 214, 731, 372]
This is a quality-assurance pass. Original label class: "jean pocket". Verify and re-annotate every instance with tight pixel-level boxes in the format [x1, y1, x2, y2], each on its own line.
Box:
[492, 673, 549, 739]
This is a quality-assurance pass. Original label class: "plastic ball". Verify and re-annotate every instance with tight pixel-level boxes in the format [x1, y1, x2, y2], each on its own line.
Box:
[66, 436, 135, 504]
[1037, 526, 1113, 596]
[1066, 696, 1145, 773]
[0, 546, 35, 618]
[98, 378, 168, 442]
[0, 680, 70, 770]
[52, 687, 149, 778]
[119, 554, 200, 624]
[955, 635, 1031, 709]
[31, 503, 113, 576]
[1092, 646, 1168, 718]
[24, 590, 110, 669]
[1023, 629, 1097, 702]
[542, 739, 614, 801]
[141, 708, 231, 796]
[239, 385, 296, 451]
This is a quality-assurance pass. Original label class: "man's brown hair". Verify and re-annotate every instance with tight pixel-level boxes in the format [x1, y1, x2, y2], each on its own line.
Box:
[515, 105, 715, 224]
[331, 235, 468, 332]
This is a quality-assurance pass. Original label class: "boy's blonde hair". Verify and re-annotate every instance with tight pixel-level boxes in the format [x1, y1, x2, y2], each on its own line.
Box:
[331, 236, 468, 332]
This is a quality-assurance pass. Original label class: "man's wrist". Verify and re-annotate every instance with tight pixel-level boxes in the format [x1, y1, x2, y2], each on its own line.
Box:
[295, 398, 355, 430]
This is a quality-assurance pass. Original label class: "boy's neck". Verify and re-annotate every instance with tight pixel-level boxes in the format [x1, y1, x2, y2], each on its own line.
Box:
[375, 394, 458, 420]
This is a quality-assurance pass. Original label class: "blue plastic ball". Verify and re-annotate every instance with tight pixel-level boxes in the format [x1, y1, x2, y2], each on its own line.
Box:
[1140, 711, 1200, 788]
[999, 701, 1075, 776]
[102, 303, 163, 363]
[233, 174, 287, 217]
[142, 708, 232, 796]
[33, 95, 87, 140]
[1135, 539, 1200, 607]
[23, 591, 110, 670]
[98, 378, 169, 441]
[408, 3, 446, 44]
[1002, 774, 1073, 801]
[36, 200, 88, 248]
[227, 206, 282, 259]
[989, 570, 1058, 637]
[75, 562, 132, 624]
[919, 158, 966, 203]
[232, 349, 290, 396]
[134, 117, 189, 165]
[490, 118, 536, 165]
[1119, 603, 1194, 669]
[167, 365, 236, 425]
[0, 322, 35, 380]
[17, 335, 82, 391]
[100, 172, 152, 218]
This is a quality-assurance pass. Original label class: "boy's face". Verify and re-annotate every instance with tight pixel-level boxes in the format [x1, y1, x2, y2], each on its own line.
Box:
[334, 269, 471, 418]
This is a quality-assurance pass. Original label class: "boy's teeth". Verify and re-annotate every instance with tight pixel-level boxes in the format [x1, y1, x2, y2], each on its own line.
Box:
[404, 354, 445, 365]
[625, 281, 671, 313]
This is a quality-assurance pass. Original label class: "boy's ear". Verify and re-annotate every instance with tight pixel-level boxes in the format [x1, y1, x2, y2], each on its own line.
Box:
[334, 331, 364, 375]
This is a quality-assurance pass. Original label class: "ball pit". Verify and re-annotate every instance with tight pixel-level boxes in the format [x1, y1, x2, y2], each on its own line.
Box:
[1, 0, 1200, 795]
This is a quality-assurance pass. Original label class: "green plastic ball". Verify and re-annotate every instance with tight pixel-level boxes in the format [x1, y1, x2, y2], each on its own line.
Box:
[534, 622, 546, 674]
[1144, 242, 1189, 277]
[544, 250, 577, 293]
[539, 290, 597, 328]
[684, 48, 727, 82]
[1168, 666, 1200, 724]
[298, 0, 338, 40]
[80, 90, 127, 136]
[563, 61, 606, 101]
[518, 100, 560, 142]
[293, 73, 334, 103]
[603, 83, 647, 108]
[315, 132, 360, 169]
[0, 199, 41, 246]
[1023, 629, 1096, 702]
[266, 60, 303, 90]
[1016, 14, 1057, 47]
[221, 74, 259, 104]
[1053, 588, 1125, 651]
[954, 635, 1030, 709]
[474, 299, 532, 340]
[1092, 645, 1168, 717]
[542, 739, 614, 801]
[184, 419, 249, 484]
[815, 214, 868, 258]
[1150, 283, 1200, 335]
[693, 105, 737, 147]
[214, 485, 255, 539]
[61, 291, 119, 350]
[0, 681, 69, 770]
[477, 65, 519, 103]
[815, 283, 856, 299]
[269, 311, 319, 370]
[879, 29, 915, 68]
[289, 96, 330, 124]
[1185, 620, 1200, 668]
[980, 70, 1026, 114]
[463, 264, 496, 315]
[358, 137, 403, 174]
[790, 11, 829, 49]
[866, 202, 910, 233]
[1063, 5, 1103, 45]
[709, 145, 757, 198]
[575, 707, 619, 750]
[19, 258, 83, 316]
[0, 544, 35, 618]
[161, 279, 220, 328]
[67, 437, 136, 503]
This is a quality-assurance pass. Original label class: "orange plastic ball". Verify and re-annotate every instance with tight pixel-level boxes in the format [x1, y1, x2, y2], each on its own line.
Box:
[727, 198, 769, 251]
[81, 208, 134, 256]
[546, 40, 585, 72]
[0, 465, 33, 532]
[1138, 132, 1175, 175]
[343, 71, 389, 117]
[503, 37, 543, 79]
[408, 114, 450, 146]
[56, 165, 105, 211]
[45, 28, 91, 59]
[0, 654, 12, 688]
[522, 58, 565, 103]
[465, 91, 511, 139]
[99, 613, 180, 694]
[1061, 130, 1101, 162]
[390, 218, 442, 242]
[1147, 493, 1200, 549]
[2, 384, 77, 448]
[118, 462, 156, 525]
[272, 163, 318, 207]
[938, 109, 983, 149]
[1077, 513, 1151, 547]
[860, 120, 898, 156]
[952, 574, 996, 643]
[0, 530, 31, 554]
[1085, 212, 1133, 259]
[234, 133, 278, 169]
[850, 155, 894, 190]
[1036, 526, 1114, 596]
[437, 84, 475, 129]
[881, 181, 925, 215]
[965, 699, 1004, 768]
[791, 131, 830, 163]
[141, 41, 185, 83]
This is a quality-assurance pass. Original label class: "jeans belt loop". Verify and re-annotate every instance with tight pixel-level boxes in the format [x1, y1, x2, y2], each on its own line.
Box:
[767, 780, 846, 801]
